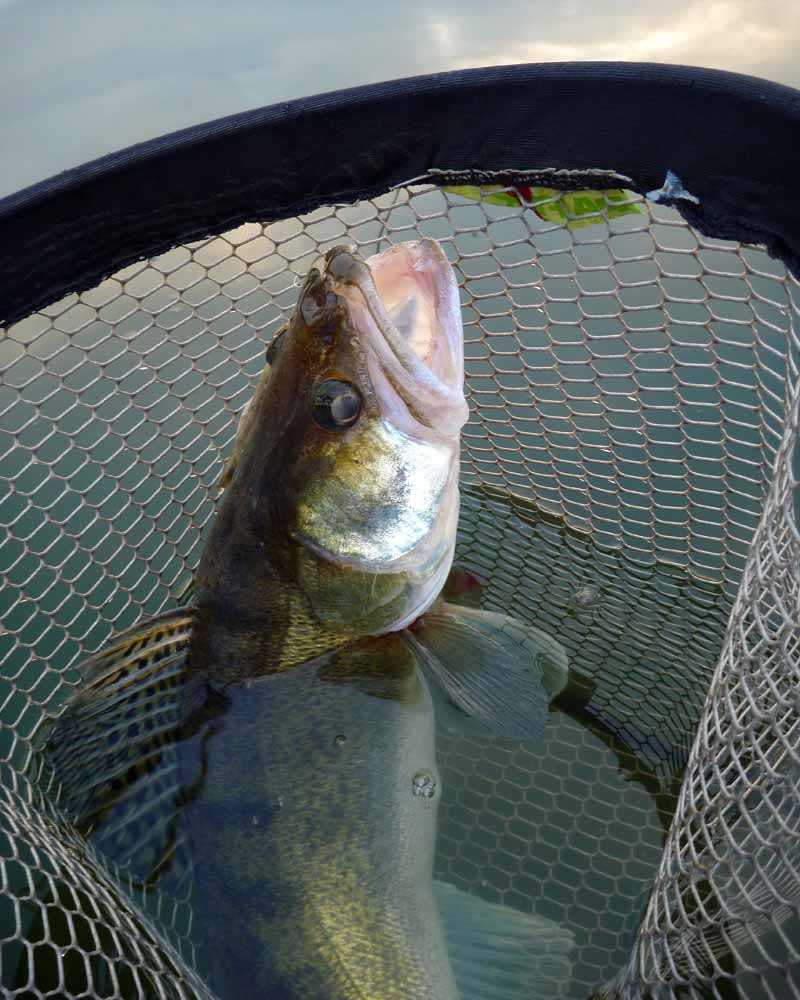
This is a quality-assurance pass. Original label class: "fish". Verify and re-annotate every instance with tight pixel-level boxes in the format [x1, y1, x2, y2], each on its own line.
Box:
[45, 240, 574, 1000]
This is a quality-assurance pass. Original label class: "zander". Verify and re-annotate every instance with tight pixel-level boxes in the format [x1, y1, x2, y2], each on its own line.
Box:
[47, 241, 573, 1000]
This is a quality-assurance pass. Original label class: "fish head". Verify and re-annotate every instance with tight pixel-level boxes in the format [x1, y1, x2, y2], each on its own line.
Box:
[226, 239, 468, 637]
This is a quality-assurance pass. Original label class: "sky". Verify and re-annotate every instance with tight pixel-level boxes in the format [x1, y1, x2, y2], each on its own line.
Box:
[1, 0, 799, 199]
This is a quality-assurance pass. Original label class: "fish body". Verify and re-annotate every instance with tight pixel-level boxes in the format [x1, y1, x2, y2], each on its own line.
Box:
[48, 240, 573, 1000]
[181, 639, 456, 1000]
[181, 241, 468, 998]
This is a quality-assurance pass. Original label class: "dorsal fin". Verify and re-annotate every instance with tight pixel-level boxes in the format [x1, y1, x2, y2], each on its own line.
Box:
[44, 607, 221, 891]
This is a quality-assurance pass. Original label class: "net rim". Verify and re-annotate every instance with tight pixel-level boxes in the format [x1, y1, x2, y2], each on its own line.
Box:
[2, 61, 800, 328]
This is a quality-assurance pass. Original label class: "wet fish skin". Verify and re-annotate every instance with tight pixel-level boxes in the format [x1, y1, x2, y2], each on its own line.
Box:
[181, 636, 458, 1000]
[182, 243, 466, 998]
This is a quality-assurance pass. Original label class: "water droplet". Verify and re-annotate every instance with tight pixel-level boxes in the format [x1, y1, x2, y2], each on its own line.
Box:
[571, 584, 601, 610]
[569, 585, 604, 625]
[412, 770, 437, 800]
[251, 797, 283, 825]
[333, 734, 347, 747]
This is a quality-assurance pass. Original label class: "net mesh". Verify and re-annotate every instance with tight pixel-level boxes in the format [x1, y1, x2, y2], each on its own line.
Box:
[0, 180, 797, 998]
[615, 280, 800, 998]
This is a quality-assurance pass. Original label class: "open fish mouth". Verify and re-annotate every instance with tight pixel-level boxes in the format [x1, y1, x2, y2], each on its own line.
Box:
[321, 241, 468, 435]
[288, 240, 467, 580]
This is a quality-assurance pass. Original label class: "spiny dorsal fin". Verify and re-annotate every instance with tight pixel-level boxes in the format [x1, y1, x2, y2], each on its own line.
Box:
[45, 607, 219, 892]
[75, 606, 194, 688]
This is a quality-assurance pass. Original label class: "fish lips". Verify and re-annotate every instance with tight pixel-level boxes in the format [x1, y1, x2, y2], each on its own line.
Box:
[309, 241, 468, 438]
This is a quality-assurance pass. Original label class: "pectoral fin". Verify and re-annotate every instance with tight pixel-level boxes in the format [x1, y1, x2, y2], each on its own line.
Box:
[403, 602, 568, 743]
[434, 880, 574, 1000]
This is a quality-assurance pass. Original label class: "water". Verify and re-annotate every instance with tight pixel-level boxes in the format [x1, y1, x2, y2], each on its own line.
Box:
[27, 485, 731, 999]
[437, 487, 731, 996]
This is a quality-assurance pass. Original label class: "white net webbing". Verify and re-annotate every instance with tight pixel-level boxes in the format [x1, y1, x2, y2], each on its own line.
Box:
[616, 288, 800, 999]
[0, 182, 797, 998]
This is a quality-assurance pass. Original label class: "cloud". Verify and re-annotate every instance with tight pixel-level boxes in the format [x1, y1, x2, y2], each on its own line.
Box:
[0, 0, 798, 197]
[441, 0, 800, 81]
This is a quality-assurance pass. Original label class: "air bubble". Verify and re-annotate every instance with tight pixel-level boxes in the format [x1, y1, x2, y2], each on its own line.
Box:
[569, 584, 604, 622]
[572, 584, 601, 609]
[412, 770, 437, 800]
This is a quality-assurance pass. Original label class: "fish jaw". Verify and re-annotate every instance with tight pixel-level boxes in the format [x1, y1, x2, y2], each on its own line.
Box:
[325, 240, 469, 443]
[294, 417, 457, 570]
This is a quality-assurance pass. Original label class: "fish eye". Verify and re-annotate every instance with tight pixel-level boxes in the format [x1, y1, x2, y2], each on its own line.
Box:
[312, 379, 362, 431]
[266, 328, 286, 365]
